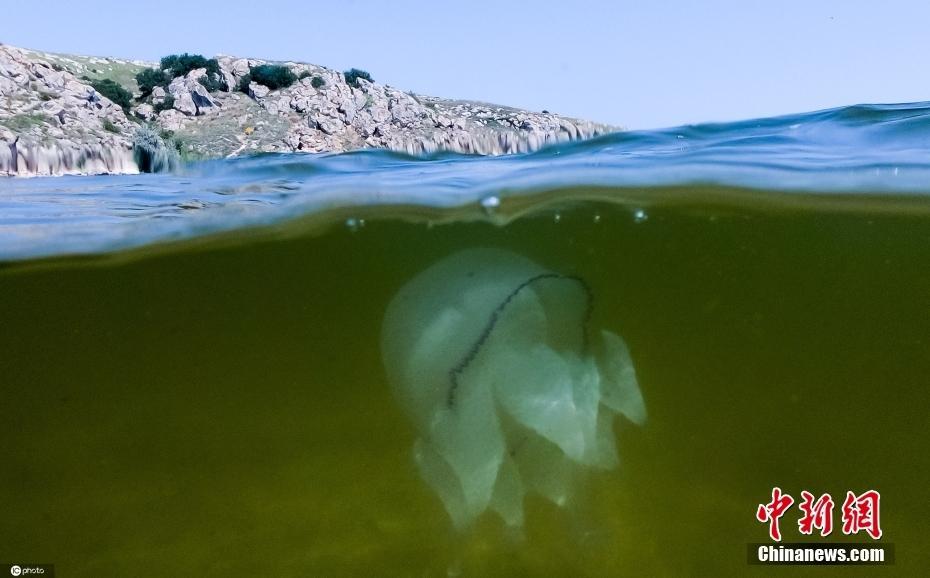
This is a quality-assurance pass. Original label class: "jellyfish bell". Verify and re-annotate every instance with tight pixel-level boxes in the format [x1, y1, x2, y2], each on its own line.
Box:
[381, 248, 645, 530]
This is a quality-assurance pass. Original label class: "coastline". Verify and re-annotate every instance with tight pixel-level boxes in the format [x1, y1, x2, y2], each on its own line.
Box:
[1, 44, 617, 177]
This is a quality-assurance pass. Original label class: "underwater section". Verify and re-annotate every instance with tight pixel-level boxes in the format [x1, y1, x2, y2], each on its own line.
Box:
[1, 194, 928, 576]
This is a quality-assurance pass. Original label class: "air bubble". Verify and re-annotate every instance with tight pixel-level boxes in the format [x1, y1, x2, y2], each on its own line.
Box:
[553, 213, 561, 223]
[593, 214, 601, 224]
[480, 195, 501, 215]
[633, 209, 648, 223]
[346, 217, 364, 232]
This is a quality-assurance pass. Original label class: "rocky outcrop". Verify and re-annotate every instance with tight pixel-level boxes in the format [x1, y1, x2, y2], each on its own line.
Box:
[204, 57, 613, 157]
[167, 68, 219, 116]
[0, 44, 137, 176]
[2, 43, 617, 176]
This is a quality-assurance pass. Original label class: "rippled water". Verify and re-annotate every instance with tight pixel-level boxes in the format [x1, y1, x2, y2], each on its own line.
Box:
[3, 102, 930, 262]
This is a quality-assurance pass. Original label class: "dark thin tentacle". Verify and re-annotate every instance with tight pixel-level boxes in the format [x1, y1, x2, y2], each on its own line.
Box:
[446, 273, 593, 409]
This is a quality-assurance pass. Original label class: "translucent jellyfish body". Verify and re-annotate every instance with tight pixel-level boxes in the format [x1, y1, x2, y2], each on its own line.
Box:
[381, 248, 646, 530]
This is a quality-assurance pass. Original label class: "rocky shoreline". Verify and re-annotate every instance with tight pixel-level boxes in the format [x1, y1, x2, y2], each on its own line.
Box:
[1, 43, 616, 177]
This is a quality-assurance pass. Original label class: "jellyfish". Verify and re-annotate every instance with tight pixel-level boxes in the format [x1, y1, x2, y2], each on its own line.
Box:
[381, 248, 646, 530]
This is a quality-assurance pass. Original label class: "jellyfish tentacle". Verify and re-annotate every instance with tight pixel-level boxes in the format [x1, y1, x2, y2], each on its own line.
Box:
[597, 330, 647, 425]
[413, 439, 471, 530]
[489, 454, 525, 529]
[428, 375, 506, 523]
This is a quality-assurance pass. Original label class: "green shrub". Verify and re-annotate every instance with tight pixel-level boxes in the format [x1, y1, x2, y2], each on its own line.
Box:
[311, 76, 325, 89]
[102, 119, 120, 133]
[343, 68, 372, 88]
[249, 64, 297, 90]
[3, 113, 49, 131]
[298, 71, 311, 80]
[198, 73, 226, 92]
[153, 95, 175, 114]
[135, 68, 170, 97]
[89, 78, 132, 112]
[160, 53, 220, 78]
[237, 73, 252, 94]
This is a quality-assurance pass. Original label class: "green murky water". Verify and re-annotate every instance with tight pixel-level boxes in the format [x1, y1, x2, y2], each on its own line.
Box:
[1, 192, 926, 576]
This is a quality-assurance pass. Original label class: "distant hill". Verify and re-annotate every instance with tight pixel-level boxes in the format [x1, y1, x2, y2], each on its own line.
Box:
[1, 44, 616, 176]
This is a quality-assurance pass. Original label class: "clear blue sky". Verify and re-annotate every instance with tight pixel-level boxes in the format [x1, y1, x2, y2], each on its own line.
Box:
[3, 0, 929, 129]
